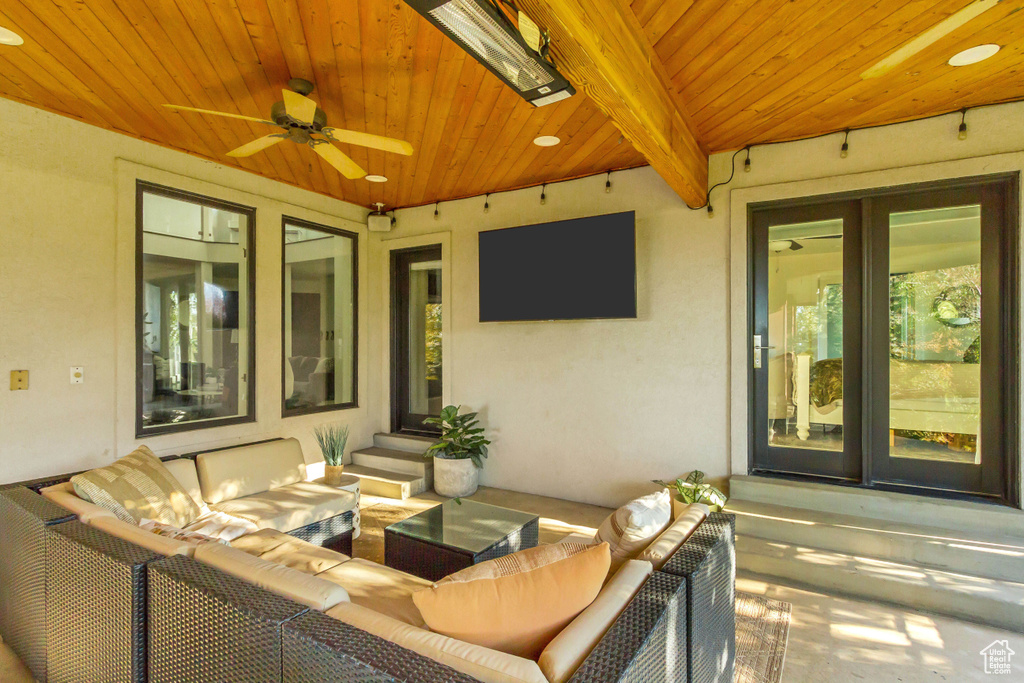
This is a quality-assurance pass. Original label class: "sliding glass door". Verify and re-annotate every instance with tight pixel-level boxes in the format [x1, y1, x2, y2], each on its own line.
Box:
[751, 176, 1018, 503]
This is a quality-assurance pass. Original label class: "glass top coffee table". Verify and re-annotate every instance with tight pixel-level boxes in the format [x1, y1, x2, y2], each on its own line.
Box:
[384, 499, 540, 581]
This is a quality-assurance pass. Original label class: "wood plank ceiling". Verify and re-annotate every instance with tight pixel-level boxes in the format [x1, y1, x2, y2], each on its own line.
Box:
[0, 0, 1021, 210]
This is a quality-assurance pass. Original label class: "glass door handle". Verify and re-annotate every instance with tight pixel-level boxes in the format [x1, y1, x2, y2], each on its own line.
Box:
[752, 335, 775, 369]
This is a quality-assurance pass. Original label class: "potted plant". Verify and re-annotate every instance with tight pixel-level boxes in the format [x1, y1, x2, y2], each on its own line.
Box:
[423, 405, 490, 498]
[654, 471, 728, 512]
[314, 423, 350, 486]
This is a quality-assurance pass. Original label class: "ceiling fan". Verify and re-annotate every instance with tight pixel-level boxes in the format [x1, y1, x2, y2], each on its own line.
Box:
[163, 79, 413, 179]
[770, 235, 842, 252]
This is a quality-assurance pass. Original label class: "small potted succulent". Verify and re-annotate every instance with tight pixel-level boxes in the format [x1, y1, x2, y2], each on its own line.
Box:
[423, 405, 490, 498]
[654, 470, 728, 513]
[314, 423, 350, 486]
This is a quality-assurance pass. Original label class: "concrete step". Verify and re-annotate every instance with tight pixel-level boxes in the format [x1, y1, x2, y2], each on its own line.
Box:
[730, 475, 1024, 539]
[346, 465, 428, 500]
[352, 447, 433, 480]
[730, 499, 1024, 583]
[737, 535, 1024, 633]
[372, 432, 436, 454]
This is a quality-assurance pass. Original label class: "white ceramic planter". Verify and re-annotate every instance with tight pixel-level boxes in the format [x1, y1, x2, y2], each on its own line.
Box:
[433, 456, 479, 498]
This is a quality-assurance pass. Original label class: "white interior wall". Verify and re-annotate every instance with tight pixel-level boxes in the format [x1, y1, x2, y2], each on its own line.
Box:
[0, 97, 377, 483]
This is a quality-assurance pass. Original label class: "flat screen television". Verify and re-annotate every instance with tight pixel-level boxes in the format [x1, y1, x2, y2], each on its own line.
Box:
[478, 211, 637, 322]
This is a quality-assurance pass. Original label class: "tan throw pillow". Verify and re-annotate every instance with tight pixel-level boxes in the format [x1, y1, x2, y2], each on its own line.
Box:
[413, 542, 611, 660]
[71, 446, 202, 527]
[594, 489, 672, 573]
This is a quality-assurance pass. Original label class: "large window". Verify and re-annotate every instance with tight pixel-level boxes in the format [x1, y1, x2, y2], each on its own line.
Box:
[751, 175, 1018, 504]
[136, 182, 256, 436]
[282, 217, 358, 416]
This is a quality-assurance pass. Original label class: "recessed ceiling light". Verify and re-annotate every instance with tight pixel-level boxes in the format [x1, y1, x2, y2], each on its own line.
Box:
[365, 175, 388, 183]
[948, 44, 1000, 67]
[533, 135, 560, 147]
[0, 27, 24, 46]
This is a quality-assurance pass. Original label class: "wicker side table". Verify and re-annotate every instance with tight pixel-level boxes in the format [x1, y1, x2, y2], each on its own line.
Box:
[312, 474, 361, 538]
[385, 499, 539, 581]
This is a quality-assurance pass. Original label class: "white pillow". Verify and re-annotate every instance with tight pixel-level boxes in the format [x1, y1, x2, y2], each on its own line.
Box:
[184, 510, 260, 542]
[594, 490, 672, 573]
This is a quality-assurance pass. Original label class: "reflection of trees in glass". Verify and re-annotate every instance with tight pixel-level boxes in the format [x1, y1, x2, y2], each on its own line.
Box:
[425, 303, 442, 381]
[890, 276, 914, 360]
[824, 284, 843, 359]
[793, 305, 819, 358]
[188, 292, 199, 361]
[893, 264, 980, 360]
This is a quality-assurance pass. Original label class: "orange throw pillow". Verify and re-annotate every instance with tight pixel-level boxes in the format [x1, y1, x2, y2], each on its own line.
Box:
[412, 542, 611, 660]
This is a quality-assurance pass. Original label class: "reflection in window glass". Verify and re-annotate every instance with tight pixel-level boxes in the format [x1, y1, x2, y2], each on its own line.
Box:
[283, 218, 357, 414]
[889, 206, 981, 463]
[766, 218, 844, 452]
[139, 185, 253, 433]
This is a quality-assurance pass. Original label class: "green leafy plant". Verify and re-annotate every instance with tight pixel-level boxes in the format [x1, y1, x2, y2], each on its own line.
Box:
[654, 471, 728, 510]
[423, 405, 490, 469]
[313, 423, 350, 467]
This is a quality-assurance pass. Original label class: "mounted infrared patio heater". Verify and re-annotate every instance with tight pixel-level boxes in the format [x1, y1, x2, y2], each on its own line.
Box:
[404, 0, 575, 106]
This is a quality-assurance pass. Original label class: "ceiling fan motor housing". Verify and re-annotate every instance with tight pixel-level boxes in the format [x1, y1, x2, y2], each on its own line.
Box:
[271, 100, 328, 133]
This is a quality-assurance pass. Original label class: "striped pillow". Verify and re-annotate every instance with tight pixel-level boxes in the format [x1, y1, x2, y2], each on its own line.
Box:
[71, 446, 202, 527]
[595, 489, 672, 573]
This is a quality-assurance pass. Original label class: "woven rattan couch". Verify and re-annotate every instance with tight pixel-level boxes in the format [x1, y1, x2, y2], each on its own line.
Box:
[0, 480, 734, 683]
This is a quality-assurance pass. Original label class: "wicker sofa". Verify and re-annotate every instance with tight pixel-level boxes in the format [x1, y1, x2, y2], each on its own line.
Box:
[0, 463, 735, 683]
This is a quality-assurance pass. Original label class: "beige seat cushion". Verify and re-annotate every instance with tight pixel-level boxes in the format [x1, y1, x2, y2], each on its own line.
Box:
[317, 558, 432, 627]
[194, 541, 349, 611]
[70, 446, 203, 527]
[41, 482, 116, 522]
[196, 438, 307, 505]
[232, 528, 349, 575]
[594, 489, 672, 574]
[636, 503, 709, 570]
[413, 542, 611, 660]
[328, 602, 548, 683]
[538, 560, 653, 683]
[86, 515, 196, 557]
[163, 457, 206, 510]
[210, 482, 357, 533]
[184, 510, 260, 542]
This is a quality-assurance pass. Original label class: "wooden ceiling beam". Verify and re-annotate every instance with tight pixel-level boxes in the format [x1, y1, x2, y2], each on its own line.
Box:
[517, 0, 708, 207]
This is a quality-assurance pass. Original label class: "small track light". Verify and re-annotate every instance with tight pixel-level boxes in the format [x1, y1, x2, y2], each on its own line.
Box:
[540, 184, 547, 205]
[484, 194, 490, 213]
[605, 172, 612, 193]
[958, 109, 968, 141]
[744, 147, 751, 173]
[433, 202, 439, 221]
[840, 130, 850, 159]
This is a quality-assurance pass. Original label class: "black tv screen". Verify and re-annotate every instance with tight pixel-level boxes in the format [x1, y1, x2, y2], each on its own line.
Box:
[478, 211, 637, 322]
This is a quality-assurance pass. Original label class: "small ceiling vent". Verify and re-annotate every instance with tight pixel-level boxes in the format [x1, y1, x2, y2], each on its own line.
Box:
[404, 0, 575, 107]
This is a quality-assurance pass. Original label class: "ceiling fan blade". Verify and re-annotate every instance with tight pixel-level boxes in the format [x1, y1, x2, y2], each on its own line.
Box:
[226, 133, 288, 158]
[163, 104, 278, 126]
[311, 141, 366, 179]
[861, 0, 1000, 79]
[282, 89, 317, 124]
[321, 128, 414, 156]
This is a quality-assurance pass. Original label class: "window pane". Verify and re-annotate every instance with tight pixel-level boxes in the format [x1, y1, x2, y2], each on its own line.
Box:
[283, 220, 356, 413]
[408, 261, 442, 416]
[888, 206, 981, 464]
[767, 219, 844, 451]
[140, 188, 252, 431]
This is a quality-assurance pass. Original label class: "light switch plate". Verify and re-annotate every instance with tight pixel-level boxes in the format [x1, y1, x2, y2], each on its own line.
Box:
[70, 367, 84, 384]
[10, 370, 28, 391]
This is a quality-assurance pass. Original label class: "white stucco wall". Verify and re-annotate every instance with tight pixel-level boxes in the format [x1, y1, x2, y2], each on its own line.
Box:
[385, 101, 1024, 508]
[2, 92, 1023, 507]
[0, 97, 379, 482]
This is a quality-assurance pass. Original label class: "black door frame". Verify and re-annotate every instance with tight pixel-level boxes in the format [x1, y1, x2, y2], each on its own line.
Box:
[748, 173, 1020, 507]
[390, 244, 443, 436]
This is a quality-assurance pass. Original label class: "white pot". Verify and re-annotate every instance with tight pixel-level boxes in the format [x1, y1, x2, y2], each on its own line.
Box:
[433, 456, 479, 498]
